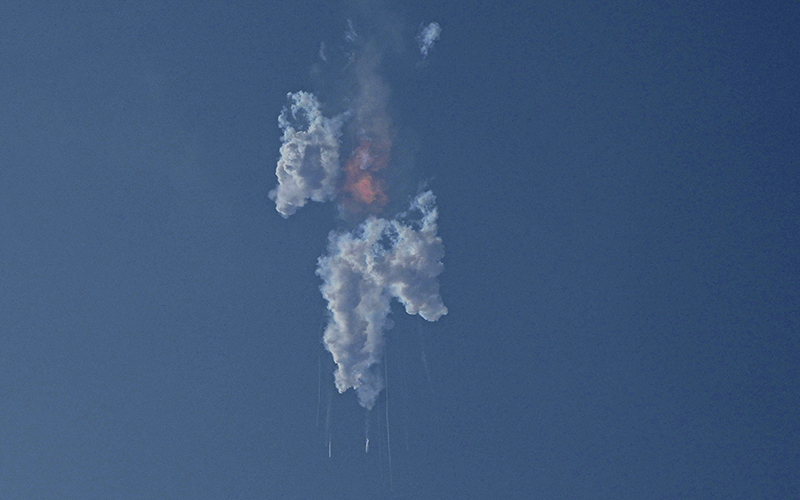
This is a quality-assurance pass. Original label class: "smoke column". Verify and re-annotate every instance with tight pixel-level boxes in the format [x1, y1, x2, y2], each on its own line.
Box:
[269, 92, 346, 218]
[316, 191, 446, 408]
[270, 18, 446, 411]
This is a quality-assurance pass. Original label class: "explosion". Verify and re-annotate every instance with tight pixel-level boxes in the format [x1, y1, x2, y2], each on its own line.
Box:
[342, 139, 390, 211]
[269, 18, 446, 415]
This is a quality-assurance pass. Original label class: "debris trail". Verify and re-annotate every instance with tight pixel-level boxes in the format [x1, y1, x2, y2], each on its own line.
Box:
[365, 408, 371, 453]
[384, 354, 393, 491]
[316, 347, 322, 427]
[419, 322, 435, 396]
[400, 330, 410, 452]
[325, 386, 333, 457]
[378, 410, 385, 481]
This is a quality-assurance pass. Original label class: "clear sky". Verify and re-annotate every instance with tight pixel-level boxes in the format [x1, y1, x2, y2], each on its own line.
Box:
[1, 1, 798, 499]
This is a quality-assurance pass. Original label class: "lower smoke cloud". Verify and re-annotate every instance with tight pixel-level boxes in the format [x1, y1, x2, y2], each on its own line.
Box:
[316, 191, 447, 409]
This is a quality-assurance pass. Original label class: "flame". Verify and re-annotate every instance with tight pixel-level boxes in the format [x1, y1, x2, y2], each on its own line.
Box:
[342, 140, 390, 211]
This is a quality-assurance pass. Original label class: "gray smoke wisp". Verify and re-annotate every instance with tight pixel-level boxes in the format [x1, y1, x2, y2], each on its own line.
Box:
[316, 191, 447, 409]
[269, 92, 346, 218]
[418, 22, 441, 57]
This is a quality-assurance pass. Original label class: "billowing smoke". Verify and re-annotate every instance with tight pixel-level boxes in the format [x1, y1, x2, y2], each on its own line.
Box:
[269, 18, 446, 409]
[317, 191, 447, 409]
[269, 92, 346, 218]
[418, 22, 442, 57]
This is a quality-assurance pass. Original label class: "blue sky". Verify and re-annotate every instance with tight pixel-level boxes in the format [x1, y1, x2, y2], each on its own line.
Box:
[1, 1, 798, 498]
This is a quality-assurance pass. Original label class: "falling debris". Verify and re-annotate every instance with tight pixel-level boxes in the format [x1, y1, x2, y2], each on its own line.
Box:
[365, 408, 371, 453]
[384, 354, 393, 490]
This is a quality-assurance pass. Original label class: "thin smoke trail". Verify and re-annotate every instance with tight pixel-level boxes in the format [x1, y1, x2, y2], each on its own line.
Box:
[384, 354, 393, 491]
[325, 385, 333, 457]
[316, 346, 322, 427]
[365, 408, 371, 453]
[378, 407, 384, 481]
[418, 322, 435, 396]
[399, 327, 410, 452]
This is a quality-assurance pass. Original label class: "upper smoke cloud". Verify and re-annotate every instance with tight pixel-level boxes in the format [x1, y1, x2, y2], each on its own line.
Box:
[316, 191, 447, 409]
[418, 22, 441, 57]
[269, 92, 345, 218]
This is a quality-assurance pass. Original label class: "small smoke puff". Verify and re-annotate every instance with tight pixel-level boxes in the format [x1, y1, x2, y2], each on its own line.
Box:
[269, 92, 345, 218]
[317, 191, 447, 409]
[417, 22, 442, 57]
[345, 19, 358, 43]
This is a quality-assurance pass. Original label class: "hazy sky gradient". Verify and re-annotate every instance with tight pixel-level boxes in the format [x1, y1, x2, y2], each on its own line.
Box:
[1, 1, 798, 498]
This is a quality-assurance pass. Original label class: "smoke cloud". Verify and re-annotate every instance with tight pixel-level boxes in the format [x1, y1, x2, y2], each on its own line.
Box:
[317, 191, 447, 409]
[418, 22, 442, 57]
[269, 92, 346, 218]
[269, 16, 447, 409]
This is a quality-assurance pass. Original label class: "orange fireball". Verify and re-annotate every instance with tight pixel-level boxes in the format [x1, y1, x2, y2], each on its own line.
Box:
[342, 140, 390, 211]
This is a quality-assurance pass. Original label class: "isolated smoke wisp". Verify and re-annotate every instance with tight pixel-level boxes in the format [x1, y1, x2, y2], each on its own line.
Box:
[345, 19, 358, 43]
[269, 92, 346, 218]
[418, 22, 441, 57]
[316, 191, 447, 409]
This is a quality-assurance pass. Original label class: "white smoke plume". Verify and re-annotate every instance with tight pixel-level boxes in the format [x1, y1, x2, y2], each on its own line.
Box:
[316, 191, 447, 409]
[269, 92, 346, 218]
[417, 22, 441, 57]
[269, 15, 447, 411]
